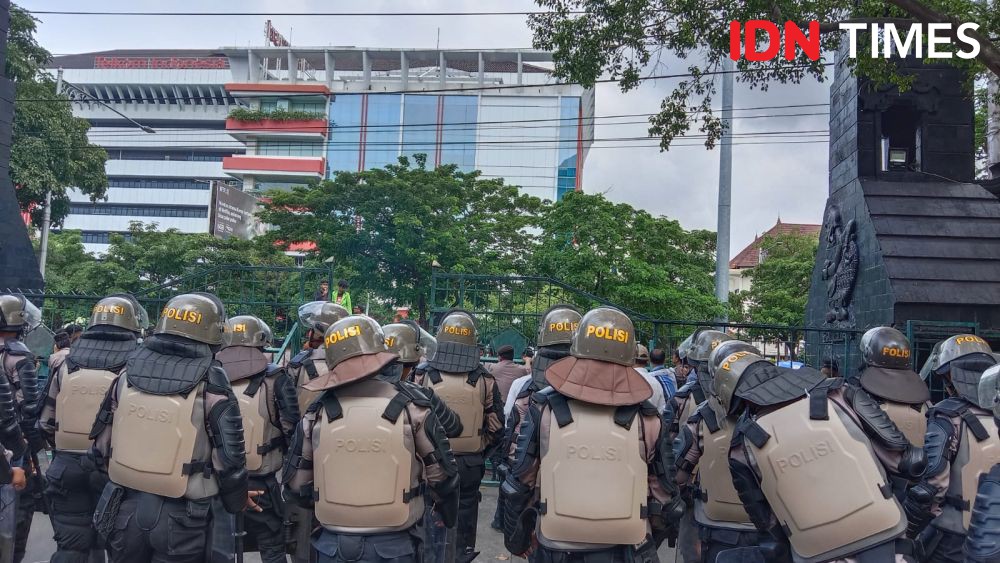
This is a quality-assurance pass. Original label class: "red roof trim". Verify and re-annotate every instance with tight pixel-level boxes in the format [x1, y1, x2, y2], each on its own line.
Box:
[729, 221, 821, 269]
[225, 83, 330, 95]
[222, 155, 325, 174]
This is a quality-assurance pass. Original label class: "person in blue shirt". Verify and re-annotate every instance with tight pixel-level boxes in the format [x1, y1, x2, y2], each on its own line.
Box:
[647, 348, 677, 401]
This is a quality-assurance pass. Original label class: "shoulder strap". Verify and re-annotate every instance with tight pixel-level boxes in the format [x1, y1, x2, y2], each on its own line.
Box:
[426, 368, 443, 384]
[932, 398, 990, 441]
[466, 366, 486, 386]
[302, 357, 319, 380]
[700, 404, 721, 433]
[289, 349, 310, 367]
[382, 391, 414, 424]
[964, 410, 991, 442]
[737, 416, 771, 448]
[544, 392, 574, 428]
[243, 374, 265, 397]
[614, 404, 641, 430]
[321, 392, 343, 423]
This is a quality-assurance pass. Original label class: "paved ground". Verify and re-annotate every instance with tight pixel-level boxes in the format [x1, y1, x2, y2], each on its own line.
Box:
[23, 486, 678, 562]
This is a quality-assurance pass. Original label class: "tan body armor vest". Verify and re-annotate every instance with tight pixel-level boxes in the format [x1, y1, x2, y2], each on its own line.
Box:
[538, 400, 648, 548]
[294, 347, 327, 414]
[232, 375, 284, 476]
[423, 370, 485, 454]
[747, 397, 905, 563]
[880, 402, 928, 447]
[313, 379, 424, 534]
[108, 378, 217, 499]
[694, 409, 755, 530]
[936, 409, 1000, 533]
[55, 367, 117, 452]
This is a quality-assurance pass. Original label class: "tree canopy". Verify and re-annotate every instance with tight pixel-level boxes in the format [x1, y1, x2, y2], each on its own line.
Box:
[532, 191, 722, 320]
[531, 0, 1000, 150]
[258, 156, 544, 321]
[8, 4, 107, 227]
[730, 232, 819, 327]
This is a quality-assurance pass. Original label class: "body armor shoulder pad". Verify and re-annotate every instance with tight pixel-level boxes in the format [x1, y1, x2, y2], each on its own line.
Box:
[1, 340, 30, 357]
[125, 342, 213, 396]
[205, 364, 233, 395]
[966, 464, 1000, 561]
[931, 397, 975, 419]
[924, 417, 956, 477]
[639, 400, 658, 417]
[67, 333, 137, 371]
[393, 380, 433, 409]
[847, 385, 909, 452]
[289, 349, 310, 368]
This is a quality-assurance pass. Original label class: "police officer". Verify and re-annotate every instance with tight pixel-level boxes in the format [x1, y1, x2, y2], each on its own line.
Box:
[89, 293, 252, 563]
[502, 307, 682, 562]
[417, 309, 504, 560]
[0, 293, 45, 563]
[675, 339, 763, 563]
[721, 350, 926, 562]
[496, 305, 581, 540]
[288, 301, 350, 414]
[903, 334, 1000, 562]
[215, 315, 299, 563]
[283, 315, 460, 563]
[38, 294, 147, 563]
[853, 327, 930, 447]
[670, 330, 703, 438]
[964, 364, 1000, 563]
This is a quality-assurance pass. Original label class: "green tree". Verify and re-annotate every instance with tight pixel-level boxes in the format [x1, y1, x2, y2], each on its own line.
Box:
[258, 156, 544, 321]
[8, 5, 107, 226]
[532, 191, 722, 320]
[730, 232, 819, 327]
[531, 0, 1000, 150]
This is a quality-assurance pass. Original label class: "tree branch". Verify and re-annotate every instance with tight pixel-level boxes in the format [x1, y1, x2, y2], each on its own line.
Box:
[882, 0, 1000, 77]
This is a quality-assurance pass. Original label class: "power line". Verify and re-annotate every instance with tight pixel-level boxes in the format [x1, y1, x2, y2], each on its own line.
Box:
[27, 9, 588, 17]
[18, 63, 836, 102]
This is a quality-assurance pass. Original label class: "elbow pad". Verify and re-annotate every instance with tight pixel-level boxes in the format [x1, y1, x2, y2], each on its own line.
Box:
[0, 379, 24, 459]
[16, 359, 39, 419]
[430, 390, 463, 439]
[208, 399, 249, 513]
[899, 445, 928, 480]
[849, 387, 908, 451]
[273, 371, 302, 440]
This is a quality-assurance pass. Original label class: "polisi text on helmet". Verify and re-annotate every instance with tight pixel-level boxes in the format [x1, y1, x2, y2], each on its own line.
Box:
[385, 336, 397, 348]
[882, 346, 910, 359]
[443, 325, 472, 336]
[93, 303, 125, 316]
[162, 307, 203, 325]
[325, 324, 362, 346]
[230, 323, 248, 333]
[550, 321, 579, 333]
[957, 335, 988, 346]
[585, 324, 629, 343]
[722, 350, 751, 371]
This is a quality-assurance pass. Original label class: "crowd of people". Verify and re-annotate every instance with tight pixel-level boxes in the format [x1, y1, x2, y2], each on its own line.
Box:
[0, 290, 998, 563]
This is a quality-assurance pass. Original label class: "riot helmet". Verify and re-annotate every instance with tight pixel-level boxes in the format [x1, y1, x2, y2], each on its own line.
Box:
[302, 315, 398, 391]
[90, 294, 148, 333]
[383, 321, 436, 364]
[978, 365, 1000, 418]
[153, 292, 226, 346]
[860, 327, 912, 370]
[0, 294, 41, 333]
[677, 332, 697, 363]
[934, 334, 997, 404]
[298, 301, 350, 333]
[536, 304, 582, 348]
[690, 329, 734, 396]
[222, 315, 273, 349]
[430, 309, 480, 372]
[712, 349, 767, 416]
[546, 307, 652, 406]
[858, 326, 929, 404]
[570, 307, 636, 366]
[709, 340, 761, 379]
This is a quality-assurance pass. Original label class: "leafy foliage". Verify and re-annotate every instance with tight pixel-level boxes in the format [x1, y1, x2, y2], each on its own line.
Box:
[258, 156, 544, 321]
[227, 107, 326, 122]
[8, 5, 107, 227]
[531, 191, 722, 320]
[531, 0, 1000, 150]
[729, 232, 819, 327]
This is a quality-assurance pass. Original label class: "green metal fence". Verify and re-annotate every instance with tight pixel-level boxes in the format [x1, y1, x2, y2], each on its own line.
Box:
[430, 272, 864, 373]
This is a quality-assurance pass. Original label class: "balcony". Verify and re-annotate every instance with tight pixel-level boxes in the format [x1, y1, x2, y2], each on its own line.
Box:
[225, 117, 328, 141]
[222, 155, 326, 181]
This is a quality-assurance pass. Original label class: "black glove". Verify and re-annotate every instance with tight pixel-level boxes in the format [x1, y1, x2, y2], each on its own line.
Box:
[504, 505, 537, 556]
[432, 477, 460, 529]
[903, 482, 935, 539]
[23, 425, 45, 455]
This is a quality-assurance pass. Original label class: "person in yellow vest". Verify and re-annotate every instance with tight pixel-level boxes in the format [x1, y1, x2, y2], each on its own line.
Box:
[675, 339, 764, 563]
[502, 307, 684, 562]
[903, 334, 1000, 562]
[416, 309, 504, 561]
[721, 350, 926, 562]
[89, 293, 255, 563]
[283, 315, 459, 563]
[38, 294, 147, 563]
[216, 315, 299, 562]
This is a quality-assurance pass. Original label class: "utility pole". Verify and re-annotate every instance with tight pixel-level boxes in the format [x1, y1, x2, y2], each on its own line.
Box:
[37, 68, 62, 278]
[714, 58, 734, 319]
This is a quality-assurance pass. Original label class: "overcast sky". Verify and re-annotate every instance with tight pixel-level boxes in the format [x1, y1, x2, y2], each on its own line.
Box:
[20, 0, 832, 258]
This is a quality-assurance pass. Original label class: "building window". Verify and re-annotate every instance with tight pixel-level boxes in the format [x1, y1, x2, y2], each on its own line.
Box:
[401, 95, 438, 164]
[69, 204, 208, 218]
[328, 96, 364, 173]
[260, 98, 326, 114]
[441, 95, 478, 171]
[257, 140, 324, 157]
[364, 94, 403, 170]
[557, 96, 581, 201]
[107, 177, 215, 190]
[78, 231, 133, 244]
[105, 149, 239, 162]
